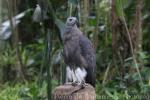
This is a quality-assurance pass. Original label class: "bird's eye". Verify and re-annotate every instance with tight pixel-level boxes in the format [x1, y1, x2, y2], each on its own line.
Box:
[69, 19, 72, 21]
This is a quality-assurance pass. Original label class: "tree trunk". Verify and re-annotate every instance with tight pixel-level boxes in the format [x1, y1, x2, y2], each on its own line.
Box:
[111, 0, 130, 77]
[52, 84, 96, 100]
[110, 0, 143, 76]
[6, 0, 27, 81]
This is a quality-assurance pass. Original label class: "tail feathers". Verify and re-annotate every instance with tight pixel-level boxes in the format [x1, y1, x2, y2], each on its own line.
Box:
[85, 67, 96, 87]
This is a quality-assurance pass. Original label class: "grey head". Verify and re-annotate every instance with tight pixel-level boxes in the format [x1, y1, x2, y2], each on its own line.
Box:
[66, 17, 78, 27]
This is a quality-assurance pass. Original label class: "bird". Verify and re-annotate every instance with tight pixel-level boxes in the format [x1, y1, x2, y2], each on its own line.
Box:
[63, 17, 96, 87]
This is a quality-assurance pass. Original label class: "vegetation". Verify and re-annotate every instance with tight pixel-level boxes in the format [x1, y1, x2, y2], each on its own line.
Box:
[0, 0, 150, 100]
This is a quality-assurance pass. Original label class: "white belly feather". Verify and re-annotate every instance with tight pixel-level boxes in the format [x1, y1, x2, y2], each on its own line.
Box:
[66, 66, 87, 83]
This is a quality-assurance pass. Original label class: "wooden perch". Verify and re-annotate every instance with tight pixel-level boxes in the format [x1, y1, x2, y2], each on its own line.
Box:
[52, 84, 96, 100]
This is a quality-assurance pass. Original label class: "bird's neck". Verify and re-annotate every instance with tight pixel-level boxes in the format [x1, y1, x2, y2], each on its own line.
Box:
[63, 25, 82, 42]
[66, 24, 78, 31]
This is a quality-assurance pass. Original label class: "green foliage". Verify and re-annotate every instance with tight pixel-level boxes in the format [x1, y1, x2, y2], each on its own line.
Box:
[0, 0, 150, 99]
[0, 80, 58, 100]
[0, 45, 16, 67]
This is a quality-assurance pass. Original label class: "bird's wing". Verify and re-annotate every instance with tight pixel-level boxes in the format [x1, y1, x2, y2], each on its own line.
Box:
[79, 34, 96, 67]
[79, 34, 96, 87]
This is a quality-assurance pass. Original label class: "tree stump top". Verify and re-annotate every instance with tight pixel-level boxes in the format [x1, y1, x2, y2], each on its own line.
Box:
[52, 84, 96, 100]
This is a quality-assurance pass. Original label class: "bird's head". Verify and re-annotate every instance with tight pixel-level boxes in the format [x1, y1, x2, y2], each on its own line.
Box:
[66, 17, 78, 27]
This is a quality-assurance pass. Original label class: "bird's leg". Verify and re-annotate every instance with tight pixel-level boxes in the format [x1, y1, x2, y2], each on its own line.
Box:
[76, 72, 88, 88]
[80, 79, 88, 88]
[74, 67, 88, 88]
[65, 69, 77, 86]
[71, 65, 78, 86]
[65, 66, 73, 85]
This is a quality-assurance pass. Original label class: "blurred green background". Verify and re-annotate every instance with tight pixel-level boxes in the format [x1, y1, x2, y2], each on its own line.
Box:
[0, 0, 150, 100]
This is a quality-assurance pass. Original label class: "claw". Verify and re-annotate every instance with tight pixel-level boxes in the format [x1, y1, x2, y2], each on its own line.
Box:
[72, 81, 78, 86]
[80, 81, 88, 88]
[81, 83, 88, 88]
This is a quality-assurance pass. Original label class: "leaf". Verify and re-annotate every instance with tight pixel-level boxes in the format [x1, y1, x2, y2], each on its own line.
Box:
[32, 4, 42, 22]
[105, 88, 119, 100]
[54, 18, 66, 39]
[115, 0, 131, 19]
[68, 0, 78, 5]
[0, 9, 32, 40]
[115, 0, 123, 19]
[121, 0, 132, 9]
[52, 50, 62, 65]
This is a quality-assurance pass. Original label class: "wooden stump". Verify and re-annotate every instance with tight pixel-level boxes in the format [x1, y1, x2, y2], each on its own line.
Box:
[52, 84, 96, 100]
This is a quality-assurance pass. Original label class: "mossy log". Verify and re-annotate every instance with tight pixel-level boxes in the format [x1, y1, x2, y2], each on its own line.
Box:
[52, 84, 96, 100]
